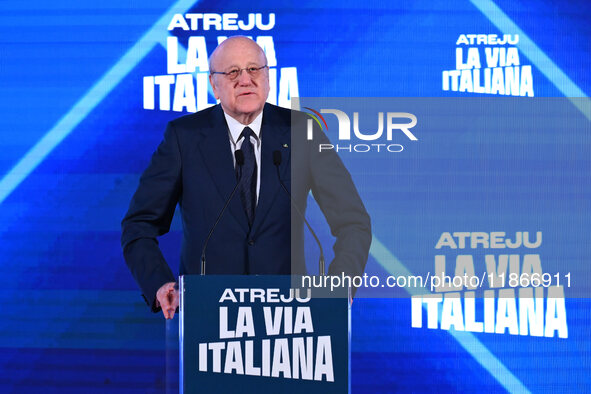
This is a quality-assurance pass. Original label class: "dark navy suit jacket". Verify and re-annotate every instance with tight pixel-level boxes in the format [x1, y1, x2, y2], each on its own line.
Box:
[121, 103, 371, 311]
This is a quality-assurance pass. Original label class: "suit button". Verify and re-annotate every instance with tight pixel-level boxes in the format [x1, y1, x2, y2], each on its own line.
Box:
[248, 239, 255, 246]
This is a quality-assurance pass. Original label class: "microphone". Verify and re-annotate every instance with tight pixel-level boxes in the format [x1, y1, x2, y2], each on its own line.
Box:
[273, 150, 326, 276]
[201, 150, 245, 275]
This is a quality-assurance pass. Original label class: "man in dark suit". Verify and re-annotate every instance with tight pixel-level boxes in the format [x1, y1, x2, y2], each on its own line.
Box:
[121, 36, 371, 319]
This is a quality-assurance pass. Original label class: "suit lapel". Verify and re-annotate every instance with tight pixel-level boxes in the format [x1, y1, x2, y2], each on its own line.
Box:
[197, 105, 250, 232]
[252, 104, 290, 234]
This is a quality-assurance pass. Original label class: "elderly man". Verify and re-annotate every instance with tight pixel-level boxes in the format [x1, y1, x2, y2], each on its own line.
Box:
[121, 36, 371, 319]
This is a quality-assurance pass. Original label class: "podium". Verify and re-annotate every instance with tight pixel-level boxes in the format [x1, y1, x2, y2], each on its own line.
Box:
[179, 275, 351, 393]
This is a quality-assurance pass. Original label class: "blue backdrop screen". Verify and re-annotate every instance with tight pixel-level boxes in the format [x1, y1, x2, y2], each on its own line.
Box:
[0, 1, 589, 392]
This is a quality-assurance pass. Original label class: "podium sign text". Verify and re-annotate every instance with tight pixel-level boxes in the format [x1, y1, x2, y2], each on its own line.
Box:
[179, 275, 350, 393]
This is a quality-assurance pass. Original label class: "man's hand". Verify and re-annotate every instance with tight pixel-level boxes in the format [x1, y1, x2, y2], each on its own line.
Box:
[156, 282, 179, 319]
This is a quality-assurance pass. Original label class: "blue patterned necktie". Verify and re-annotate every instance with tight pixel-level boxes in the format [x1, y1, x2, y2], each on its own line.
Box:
[238, 127, 257, 226]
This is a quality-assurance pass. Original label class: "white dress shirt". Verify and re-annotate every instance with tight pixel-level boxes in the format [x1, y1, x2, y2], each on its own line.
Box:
[223, 111, 263, 203]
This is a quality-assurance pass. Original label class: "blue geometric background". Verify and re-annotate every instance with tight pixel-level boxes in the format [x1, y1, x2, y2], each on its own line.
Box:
[0, 0, 589, 392]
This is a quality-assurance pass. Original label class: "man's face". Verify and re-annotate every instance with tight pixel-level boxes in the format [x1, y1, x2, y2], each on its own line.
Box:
[209, 38, 270, 123]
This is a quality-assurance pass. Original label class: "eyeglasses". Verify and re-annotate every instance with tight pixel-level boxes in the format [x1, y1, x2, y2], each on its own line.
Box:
[211, 65, 268, 81]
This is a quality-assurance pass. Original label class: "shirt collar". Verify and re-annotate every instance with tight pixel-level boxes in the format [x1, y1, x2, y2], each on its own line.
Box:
[224, 110, 263, 145]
